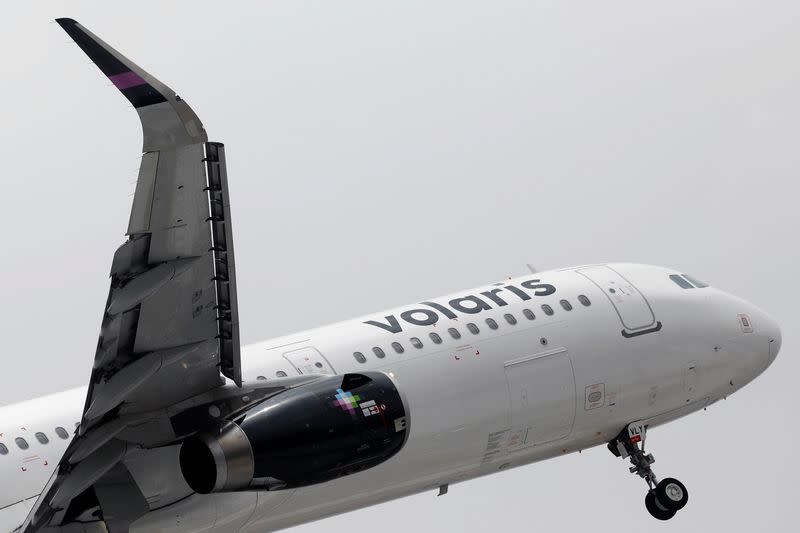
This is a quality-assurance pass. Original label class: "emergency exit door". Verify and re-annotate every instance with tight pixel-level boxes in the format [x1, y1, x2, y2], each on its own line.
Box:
[578, 265, 660, 337]
[283, 347, 336, 375]
[504, 349, 576, 447]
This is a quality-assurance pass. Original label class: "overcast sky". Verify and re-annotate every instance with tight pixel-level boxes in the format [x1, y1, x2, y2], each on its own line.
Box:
[1, 1, 797, 532]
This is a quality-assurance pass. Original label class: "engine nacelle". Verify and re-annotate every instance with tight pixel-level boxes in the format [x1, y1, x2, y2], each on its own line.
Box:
[180, 372, 409, 493]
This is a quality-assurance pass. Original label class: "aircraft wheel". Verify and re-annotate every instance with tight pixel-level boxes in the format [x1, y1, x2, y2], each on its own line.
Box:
[645, 491, 677, 520]
[655, 477, 688, 511]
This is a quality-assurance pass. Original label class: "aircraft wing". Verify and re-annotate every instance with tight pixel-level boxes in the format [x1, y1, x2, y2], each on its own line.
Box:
[18, 18, 289, 532]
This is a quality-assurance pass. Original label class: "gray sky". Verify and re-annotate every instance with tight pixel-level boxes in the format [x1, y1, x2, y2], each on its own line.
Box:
[1, 1, 797, 531]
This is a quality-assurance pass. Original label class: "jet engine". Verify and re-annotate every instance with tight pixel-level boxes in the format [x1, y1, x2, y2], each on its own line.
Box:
[179, 372, 409, 493]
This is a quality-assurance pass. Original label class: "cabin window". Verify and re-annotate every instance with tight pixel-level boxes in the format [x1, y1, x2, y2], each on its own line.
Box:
[523, 308, 535, 320]
[429, 332, 442, 344]
[15, 438, 29, 450]
[373, 346, 386, 358]
[504, 313, 517, 325]
[560, 299, 573, 311]
[392, 342, 405, 354]
[0, 443, 7, 455]
[683, 274, 709, 288]
[410, 337, 423, 349]
[669, 274, 694, 289]
[448, 327, 461, 340]
[276, 370, 288, 378]
[578, 295, 591, 307]
[35, 432, 49, 445]
[467, 323, 480, 335]
[55, 427, 69, 440]
[542, 304, 554, 316]
[486, 318, 499, 330]
[353, 351, 367, 364]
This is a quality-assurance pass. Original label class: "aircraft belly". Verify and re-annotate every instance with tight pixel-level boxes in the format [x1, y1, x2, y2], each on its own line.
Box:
[0, 499, 35, 533]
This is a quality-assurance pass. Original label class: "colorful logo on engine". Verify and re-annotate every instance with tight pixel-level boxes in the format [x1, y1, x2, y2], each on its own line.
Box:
[333, 388, 361, 413]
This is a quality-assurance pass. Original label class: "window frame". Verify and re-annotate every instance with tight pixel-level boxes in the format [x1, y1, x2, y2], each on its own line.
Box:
[486, 318, 499, 330]
[0, 443, 8, 455]
[560, 299, 573, 311]
[541, 304, 554, 316]
[523, 308, 536, 320]
[391, 342, 405, 354]
[669, 274, 694, 289]
[373, 346, 386, 359]
[448, 327, 462, 340]
[35, 432, 49, 445]
[55, 427, 69, 440]
[410, 337, 423, 349]
[353, 351, 367, 364]
[15, 437, 29, 450]
[578, 294, 591, 307]
[683, 274, 709, 288]
[466, 322, 480, 335]
[429, 332, 443, 344]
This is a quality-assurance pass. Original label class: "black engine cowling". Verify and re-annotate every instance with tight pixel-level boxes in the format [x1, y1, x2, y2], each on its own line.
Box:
[180, 372, 409, 493]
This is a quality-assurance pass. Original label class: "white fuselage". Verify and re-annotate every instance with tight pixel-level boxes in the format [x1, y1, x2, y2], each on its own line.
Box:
[0, 263, 780, 532]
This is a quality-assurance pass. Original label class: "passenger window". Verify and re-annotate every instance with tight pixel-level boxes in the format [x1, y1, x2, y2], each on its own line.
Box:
[683, 274, 709, 288]
[504, 313, 517, 325]
[486, 318, 499, 330]
[467, 323, 480, 335]
[55, 427, 69, 440]
[578, 295, 591, 306]
[560, 299, 573, 311]
[15, 438, 29, 450]
[410, 337, 423, 349]
[669, 274, 694, 289]
[353, 351, 367, 364]
[256, 375, 267, 381]
[392, 342, 405, 354]
[523, 308, 535, 320]
[448, 327, 461, 339]
[429, 332, 442, 344]
[0, 443, 7, 455]
[373, 346, 386, 358]
[542, 304, 554, 316]
[35, 432, 49, 445]
[275, 370, 288, 378]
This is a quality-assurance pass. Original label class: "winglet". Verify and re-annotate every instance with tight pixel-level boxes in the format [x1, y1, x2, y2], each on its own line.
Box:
[56, 18, 208, 151]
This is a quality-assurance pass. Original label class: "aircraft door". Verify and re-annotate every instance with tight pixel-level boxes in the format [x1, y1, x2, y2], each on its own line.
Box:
[283, 347, 336, 375]
[504, 349, 576, 447]
[577, 265, 660, 337]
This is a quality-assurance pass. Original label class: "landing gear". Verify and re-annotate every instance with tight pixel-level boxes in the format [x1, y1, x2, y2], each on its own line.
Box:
[608, 422, 689, 520]
[645, 491, 675, 521]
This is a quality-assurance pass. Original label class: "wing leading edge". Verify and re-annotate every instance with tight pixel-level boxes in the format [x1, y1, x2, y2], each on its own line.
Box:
[20, 19, 243, 532]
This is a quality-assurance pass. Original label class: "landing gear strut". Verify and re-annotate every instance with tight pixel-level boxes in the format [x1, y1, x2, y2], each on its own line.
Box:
[608, 422, 689, 520]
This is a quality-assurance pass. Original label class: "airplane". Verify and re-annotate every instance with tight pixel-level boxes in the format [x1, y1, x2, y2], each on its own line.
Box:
[0, 18, 781, 533]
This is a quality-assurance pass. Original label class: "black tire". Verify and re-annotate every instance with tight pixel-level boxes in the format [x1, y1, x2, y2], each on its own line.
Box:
[655, 477, 689, 511]
[645, 491, 677, 520]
